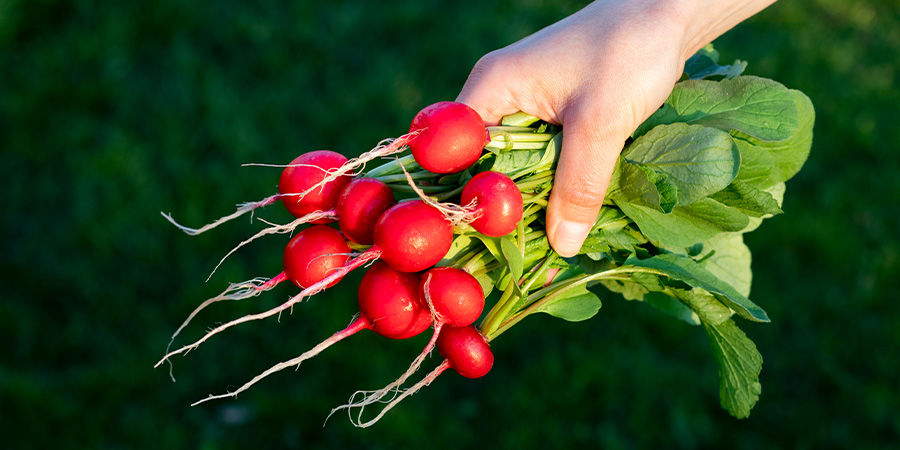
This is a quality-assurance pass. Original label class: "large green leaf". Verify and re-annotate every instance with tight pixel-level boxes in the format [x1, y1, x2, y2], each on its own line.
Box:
[732, 90, 815, 188]
[703, 319, 763, 418]
[699, 233, 753, 297]
[710, 180, 783, 217]
[617, 198, 749, 249]
[626, 253, 769, 322]
[635, 76, 800, 142]
[613, 123, 739, 209]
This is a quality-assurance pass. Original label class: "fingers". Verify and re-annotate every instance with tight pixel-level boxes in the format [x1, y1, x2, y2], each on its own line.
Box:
[546, 117, 627, 257]
[455, 52, 522, 126]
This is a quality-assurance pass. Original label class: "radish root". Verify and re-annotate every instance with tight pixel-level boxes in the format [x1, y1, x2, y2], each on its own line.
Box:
[162, 273, 287, 381]
[161, 194, 281, 235]
[207, 209, 337, 281]
[399, 163, 480, 226]
[191, 317, 369, 406]
[332, 360, 450, 428]
[154, 249, 382, 368]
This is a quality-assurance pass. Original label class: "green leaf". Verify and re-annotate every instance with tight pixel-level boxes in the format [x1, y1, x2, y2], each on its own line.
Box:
[672, 288, 734, 325]
[626, 253, 769, 322]
[710, 180, 783, 217]
[535, 284, 602, 322]
[437, 234, 478, 266]
[699, 233, 752, 297]
[615, 123, 739, 208]
[703, 319, 763, 418]
[471, 270, 495, 299]
[684, 45, 747, 80]
[500, 236, 524, 282]
[643, 291, 701, 325]
[635, 76, 799, 142]
[487, 132, 560, 179]
[617, 198, 749, 249]
[742, 183, 786, 233]
[732, 90, 815, 188]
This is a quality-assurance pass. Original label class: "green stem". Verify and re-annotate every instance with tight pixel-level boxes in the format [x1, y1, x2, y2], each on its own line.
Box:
[486, 266, 668, 340]
[375, 170, 438, 184]
[365, 154, 418, 178]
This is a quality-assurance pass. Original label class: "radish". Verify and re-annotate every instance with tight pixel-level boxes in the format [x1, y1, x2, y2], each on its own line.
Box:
[338, 325, 493, 427]
[408, 101, 489, 174]
[161, 150, 349, 235]
[159, 225, 353, 368]
[283, 225, 352, 289]
[191, 261, 431, 405]
[336, 177, 396, 245]
[460, 171, 523, 237]
[331, 267, 485, 415]
[278, 151, 351, 221]
[369, 200, 454, 273]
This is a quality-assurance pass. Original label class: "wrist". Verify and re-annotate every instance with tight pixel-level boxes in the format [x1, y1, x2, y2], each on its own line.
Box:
[653, 0, 777, 61]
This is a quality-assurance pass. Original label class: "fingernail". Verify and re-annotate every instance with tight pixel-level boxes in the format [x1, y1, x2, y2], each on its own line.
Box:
[552, 220, 592, 257]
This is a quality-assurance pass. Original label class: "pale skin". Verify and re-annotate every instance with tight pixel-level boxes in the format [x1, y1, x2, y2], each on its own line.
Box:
[457, 0, 776, 257]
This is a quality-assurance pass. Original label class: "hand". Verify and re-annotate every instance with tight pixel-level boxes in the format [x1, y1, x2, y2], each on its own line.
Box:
[457, 0, 775, 256]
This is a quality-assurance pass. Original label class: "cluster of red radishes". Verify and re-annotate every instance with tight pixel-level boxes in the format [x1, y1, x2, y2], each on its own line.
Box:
[159, 101, 525, 425]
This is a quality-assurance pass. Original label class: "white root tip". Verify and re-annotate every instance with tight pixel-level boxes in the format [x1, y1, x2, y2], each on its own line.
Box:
[326, 360, 449, 428]
[160, 194, 280, 236]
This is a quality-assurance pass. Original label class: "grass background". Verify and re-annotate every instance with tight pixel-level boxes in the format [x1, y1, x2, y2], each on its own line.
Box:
[2, 0, 898, 448]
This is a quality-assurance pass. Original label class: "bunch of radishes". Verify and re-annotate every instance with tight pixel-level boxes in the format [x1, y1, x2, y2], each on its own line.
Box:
[158, 101, 550, 426]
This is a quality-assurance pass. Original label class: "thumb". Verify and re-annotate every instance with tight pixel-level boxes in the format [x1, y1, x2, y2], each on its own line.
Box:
[546, 118, 626, 257]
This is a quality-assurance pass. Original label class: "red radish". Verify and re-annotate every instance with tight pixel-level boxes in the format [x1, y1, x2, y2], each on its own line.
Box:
[191, 262, 431, 406]
[283, 225, 351, 289]
[408, 101, 489, 174]
[436, 325, 494, 379]
[337, 178, 396, 245]
[161, 150, 349, 235]
[460, 171, 524, 237]
[332, 267, 485, 415]
[279, 150, 350, 222]
[420, 267, 485, 327]
[159, 226, 355, 368]
[337, 325, 493, 427]
[368, 200, 453, 273]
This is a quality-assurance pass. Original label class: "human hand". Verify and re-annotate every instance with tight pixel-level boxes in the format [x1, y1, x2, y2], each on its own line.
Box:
[457, 0, 775, 256]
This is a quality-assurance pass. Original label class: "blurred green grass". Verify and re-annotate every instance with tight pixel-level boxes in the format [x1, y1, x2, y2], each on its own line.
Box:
[1, 0, 898, 448]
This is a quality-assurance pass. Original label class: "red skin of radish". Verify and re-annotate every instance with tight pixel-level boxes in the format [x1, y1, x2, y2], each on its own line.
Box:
[373, 200, 453, 273]
[461, 171, 524, 237]
[279, 150, 351, 223]
[420, 267, 485, 327]
[409, 101, 489, 174]
[336, 178, 396, 245]
[283, 225, 351, 289]
[437, 325, 494, 379]
[358, 261, 431, 339]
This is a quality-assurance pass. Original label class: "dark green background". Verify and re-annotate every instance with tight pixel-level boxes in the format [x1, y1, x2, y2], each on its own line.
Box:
[3, 1, 898, 448]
